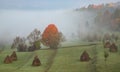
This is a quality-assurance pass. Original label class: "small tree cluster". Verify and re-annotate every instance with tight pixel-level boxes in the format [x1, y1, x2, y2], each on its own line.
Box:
[11, 24, 64, 50]
[11, 28, 41, 52]
[103, 33, 119, 45]
[27, 28, 41, 50]
[11, 36, 26, 52]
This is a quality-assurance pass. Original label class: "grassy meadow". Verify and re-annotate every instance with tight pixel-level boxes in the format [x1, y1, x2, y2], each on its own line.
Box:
[0, 41, 120, 72]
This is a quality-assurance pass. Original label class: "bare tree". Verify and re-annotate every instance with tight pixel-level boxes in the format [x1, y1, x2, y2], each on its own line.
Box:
[27, 28, 41, 49]
[11, 36, 27, 52]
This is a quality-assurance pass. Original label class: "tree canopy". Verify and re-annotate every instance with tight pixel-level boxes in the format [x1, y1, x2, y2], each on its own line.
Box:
[42, 24, 60, 49]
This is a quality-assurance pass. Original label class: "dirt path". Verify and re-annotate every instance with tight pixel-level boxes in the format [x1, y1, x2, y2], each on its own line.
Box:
[44, 49, 58, 72]
[88, 45, 98, 72]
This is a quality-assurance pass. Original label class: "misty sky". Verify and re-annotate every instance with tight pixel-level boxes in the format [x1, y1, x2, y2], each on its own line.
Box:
[0, 0, 119, 43]
[0, 0, 120, 10]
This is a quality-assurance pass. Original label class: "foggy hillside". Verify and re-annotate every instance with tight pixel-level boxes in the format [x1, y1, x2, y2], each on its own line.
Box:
[0, 9, 97, 44]
[0, 2, 120, 45]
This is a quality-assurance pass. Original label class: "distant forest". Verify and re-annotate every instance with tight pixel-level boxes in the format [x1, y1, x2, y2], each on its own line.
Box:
[76, 2, 120, 31]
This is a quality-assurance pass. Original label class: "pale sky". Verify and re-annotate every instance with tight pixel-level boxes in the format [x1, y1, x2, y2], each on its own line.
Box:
[0, 0, 119, 10]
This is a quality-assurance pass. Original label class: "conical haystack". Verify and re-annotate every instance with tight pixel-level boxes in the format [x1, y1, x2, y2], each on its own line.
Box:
[32, 56, 41, 66]
[104, 41, 111, 48]
[80, 51, 91, 61]
[4, 55, 12, 64]
[109, 43, 118, 52]
[10, 51, 17, 61]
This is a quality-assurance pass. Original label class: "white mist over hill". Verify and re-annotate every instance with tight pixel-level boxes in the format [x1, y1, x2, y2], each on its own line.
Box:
[0, 9, 96, 44]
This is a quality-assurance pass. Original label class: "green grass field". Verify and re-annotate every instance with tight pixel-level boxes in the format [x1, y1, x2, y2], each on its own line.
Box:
[0, 41, 120, 72]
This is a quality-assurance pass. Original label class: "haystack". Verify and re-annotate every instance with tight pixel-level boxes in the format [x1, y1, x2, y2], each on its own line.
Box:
[4, 55, 12, 64]
[32, 56, 41, 66]
[80, 51, 91, 61]
[109, 43, 118, 52]
[10, 51, 17, 61]
[104, 41, 111, 48]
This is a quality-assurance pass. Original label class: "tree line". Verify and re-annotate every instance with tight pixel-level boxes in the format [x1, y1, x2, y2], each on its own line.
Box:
[11, 24, 65, 52]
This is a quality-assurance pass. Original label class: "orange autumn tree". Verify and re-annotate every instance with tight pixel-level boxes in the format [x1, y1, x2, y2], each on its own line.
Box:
[42, 24, 60, 49]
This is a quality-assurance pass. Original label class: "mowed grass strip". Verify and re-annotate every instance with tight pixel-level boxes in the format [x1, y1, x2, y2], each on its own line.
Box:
[48, 46, 93, 72]
[15, 49, 56, 72]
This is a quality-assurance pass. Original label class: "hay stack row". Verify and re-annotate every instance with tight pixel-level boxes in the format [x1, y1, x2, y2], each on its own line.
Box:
[3, 51, 41, 66]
